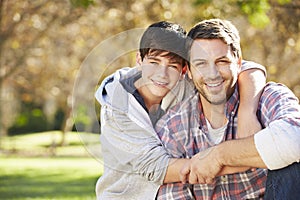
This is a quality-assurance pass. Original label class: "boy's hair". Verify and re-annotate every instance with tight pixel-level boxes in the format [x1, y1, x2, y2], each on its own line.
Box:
[187, 19, 242, 61]
[139, 21, 187, 66]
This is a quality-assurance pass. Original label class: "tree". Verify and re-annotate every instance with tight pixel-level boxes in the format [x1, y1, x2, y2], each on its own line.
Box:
[1, 0, 299, 152]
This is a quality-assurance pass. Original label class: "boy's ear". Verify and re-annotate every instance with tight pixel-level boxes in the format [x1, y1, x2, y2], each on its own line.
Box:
[182, 65, 187, 74]
[187, 66, 192, 79]
[136, 52, 142, 66]
[179, 65, 187, 80]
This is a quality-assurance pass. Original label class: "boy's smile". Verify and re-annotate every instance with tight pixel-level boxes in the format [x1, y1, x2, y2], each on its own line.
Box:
[135, 51, 184, 109]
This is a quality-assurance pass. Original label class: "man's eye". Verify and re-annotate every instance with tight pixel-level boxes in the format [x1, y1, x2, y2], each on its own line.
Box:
[193, 62, 206, 68]
[217, 60, 230, 66]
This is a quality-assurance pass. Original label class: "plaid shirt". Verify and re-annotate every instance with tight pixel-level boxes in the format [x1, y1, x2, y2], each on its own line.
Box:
[155, 82, 300, 200]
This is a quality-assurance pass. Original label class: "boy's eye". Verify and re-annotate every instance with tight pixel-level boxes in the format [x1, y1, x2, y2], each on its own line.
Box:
[169, 65, 179, 69]
[149, 61, 159, 65]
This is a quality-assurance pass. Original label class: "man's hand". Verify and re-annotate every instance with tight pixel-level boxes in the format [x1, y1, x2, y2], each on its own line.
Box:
[179, 147, 223, 184]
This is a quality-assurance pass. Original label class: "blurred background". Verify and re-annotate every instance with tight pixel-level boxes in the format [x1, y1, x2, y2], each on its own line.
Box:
[0, 0, 299, 199]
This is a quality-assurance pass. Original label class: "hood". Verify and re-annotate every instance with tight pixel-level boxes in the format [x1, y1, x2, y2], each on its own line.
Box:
[95, 66, 192, 112]
[95, 67, 140, 112]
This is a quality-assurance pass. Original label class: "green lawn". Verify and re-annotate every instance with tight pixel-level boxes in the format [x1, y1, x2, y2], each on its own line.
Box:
[0, 132, 103, 200]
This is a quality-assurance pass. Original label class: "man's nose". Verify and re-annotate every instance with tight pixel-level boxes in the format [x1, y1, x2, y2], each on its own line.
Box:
[205, 64, 220, 78]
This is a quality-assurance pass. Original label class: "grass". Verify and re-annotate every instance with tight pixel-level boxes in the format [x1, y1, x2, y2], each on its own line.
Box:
[0, 131, 103, 200]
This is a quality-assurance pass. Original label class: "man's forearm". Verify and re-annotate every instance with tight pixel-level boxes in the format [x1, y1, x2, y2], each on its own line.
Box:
[216, 136, 267, 168]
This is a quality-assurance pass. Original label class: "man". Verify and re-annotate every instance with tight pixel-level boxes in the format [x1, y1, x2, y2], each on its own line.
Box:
[155, 19, 300, 199]
[95, 21, 266, 199]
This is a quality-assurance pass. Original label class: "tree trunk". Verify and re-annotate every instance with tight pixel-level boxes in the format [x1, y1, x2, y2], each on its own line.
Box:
[59, 104, 73, 146]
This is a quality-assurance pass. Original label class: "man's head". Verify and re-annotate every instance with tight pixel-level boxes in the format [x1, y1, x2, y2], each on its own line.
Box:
[186, 19, 242, 105]
[187, 19, 241, 60]
[136, 21, 188, 100]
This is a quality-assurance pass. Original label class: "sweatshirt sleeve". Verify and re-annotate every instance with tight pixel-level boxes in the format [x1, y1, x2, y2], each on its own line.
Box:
[241, 60, 267, 77]
[100, 105, 170, 185]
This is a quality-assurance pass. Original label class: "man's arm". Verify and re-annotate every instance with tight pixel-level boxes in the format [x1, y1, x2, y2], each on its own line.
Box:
[237, 63, 266, 138]
[180, 136, 266, 184]
[217, 136, 266, 168]
[181, 83, 300, 184]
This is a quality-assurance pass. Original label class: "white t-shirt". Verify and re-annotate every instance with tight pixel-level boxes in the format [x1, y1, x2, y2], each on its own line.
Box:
[206, 118, 228, 145]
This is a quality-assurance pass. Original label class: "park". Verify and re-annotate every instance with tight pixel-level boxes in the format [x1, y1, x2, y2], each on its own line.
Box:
[0, 0, 299, 199]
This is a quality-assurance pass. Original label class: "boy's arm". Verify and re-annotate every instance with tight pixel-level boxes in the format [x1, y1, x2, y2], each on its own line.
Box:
[163, 158, 190, 183]
[101, 107, 170, 185]
[238, 66, 266, 138]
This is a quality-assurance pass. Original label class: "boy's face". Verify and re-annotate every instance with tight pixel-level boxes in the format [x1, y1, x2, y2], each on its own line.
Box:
[139, 51, 184, 100]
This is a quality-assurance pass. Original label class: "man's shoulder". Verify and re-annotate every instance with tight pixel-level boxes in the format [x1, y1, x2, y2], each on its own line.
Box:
[261, 81, 299, 102]
[263, 82, 295, 95]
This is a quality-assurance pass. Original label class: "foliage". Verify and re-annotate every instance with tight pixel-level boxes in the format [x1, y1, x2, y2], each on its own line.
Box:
[8, 103, 49, 135]
[0, 0, 299, 137]
[70, 0, 95, 8]
[237, 0, 270, 28]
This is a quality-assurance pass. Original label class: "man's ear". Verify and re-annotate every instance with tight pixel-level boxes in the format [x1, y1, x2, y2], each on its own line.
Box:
[136, 52, 142, 66]
[237, 57, 242, 73]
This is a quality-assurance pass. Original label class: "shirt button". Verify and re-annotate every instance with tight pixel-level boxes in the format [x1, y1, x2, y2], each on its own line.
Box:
[221, 175, 228, 182]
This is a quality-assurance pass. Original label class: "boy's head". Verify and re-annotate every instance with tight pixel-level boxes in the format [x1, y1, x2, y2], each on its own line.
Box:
[139, 21, 187, 66]
[136, 21, 188, 103]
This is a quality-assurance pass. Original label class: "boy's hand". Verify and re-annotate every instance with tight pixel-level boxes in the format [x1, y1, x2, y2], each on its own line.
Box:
[180, 147, 222, 184]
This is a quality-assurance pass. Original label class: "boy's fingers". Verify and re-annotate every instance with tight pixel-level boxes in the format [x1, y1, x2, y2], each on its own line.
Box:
[180, 165, 190, 183]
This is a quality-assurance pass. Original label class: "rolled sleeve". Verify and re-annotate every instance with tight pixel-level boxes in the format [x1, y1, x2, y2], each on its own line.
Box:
[254, 120, 300, 170]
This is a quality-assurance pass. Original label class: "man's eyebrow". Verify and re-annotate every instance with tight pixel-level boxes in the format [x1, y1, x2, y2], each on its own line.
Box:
[191, 58, 206, 63]
[216, 56, 230, 60]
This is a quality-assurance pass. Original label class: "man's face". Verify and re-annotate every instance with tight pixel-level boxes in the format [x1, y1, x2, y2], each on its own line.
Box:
[188, 39, 240, 105]
[140, 51, 183, 99]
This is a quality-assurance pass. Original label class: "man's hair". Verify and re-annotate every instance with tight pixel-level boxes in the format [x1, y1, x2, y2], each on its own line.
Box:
[139, 21, 187, 65]
[187, 19, 242, 61]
